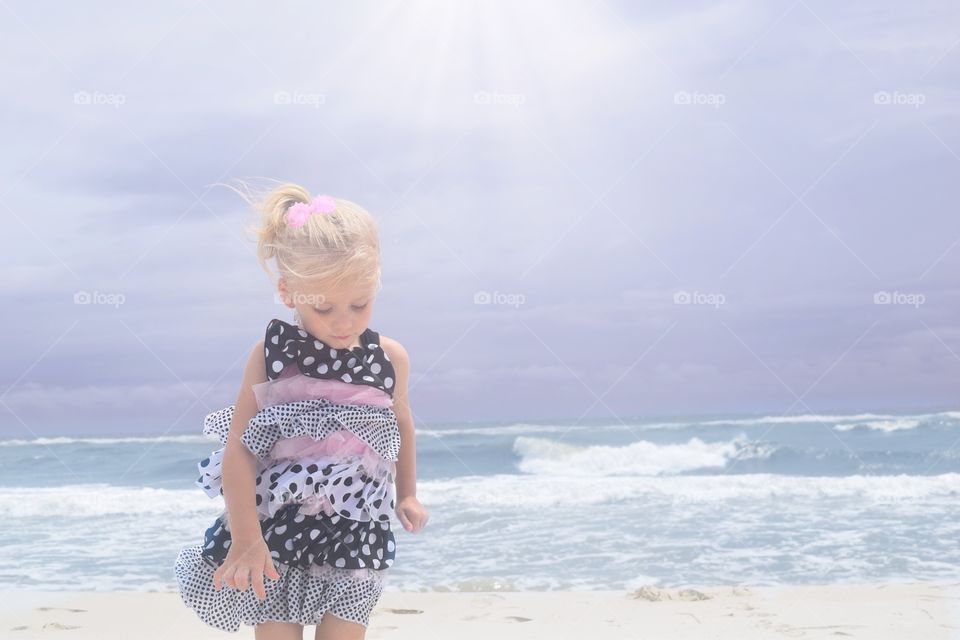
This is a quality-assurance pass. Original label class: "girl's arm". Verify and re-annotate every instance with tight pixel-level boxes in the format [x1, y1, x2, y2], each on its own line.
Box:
[385, 338, 428, 532]
[383, 338, 417, 502]
[219, 340, 268, 542]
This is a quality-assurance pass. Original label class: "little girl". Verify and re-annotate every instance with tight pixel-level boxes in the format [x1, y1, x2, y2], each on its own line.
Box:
[174, 182, 429, 639]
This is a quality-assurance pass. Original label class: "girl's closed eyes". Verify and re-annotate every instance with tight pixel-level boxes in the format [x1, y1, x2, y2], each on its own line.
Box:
[313, 303, 368, 314]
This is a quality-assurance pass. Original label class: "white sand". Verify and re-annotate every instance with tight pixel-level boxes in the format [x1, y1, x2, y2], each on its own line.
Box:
[1, 583, 958, 639]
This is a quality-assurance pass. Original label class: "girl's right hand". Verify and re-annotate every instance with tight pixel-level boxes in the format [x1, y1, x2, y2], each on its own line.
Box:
[212, 536, 281, 601]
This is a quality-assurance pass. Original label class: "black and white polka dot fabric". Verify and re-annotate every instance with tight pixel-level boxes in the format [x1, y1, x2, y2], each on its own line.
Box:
[196, 447, 398, 521]
[265, 319, 396, 396]
[175, 545, 386, 632]
[201, 503, 396, 570]
[202, 398, 401, 461]
[174, 319, 400, 631]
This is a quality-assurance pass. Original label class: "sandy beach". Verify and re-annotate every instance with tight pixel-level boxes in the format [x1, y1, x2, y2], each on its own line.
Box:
[1, 583, 957, 639]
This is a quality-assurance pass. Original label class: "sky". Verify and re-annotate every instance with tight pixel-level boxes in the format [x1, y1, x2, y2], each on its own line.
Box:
[1, 0, 958, 436]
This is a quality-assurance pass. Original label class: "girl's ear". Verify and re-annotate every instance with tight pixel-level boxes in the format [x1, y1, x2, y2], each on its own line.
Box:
[277, 278, 294, 309]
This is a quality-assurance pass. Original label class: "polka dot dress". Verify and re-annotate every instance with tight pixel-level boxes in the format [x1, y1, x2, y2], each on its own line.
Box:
[264, 319, 395, 394]
[174, 319, 399, 631]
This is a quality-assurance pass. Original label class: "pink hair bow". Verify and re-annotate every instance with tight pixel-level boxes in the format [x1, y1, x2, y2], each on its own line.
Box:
[287, 194, 337, 228]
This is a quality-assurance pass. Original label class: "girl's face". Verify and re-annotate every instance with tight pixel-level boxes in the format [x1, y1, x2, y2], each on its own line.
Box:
[278, 277, 376, 349]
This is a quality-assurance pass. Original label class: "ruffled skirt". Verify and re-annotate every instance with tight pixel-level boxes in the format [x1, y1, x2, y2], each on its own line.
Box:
[175, 545, 385, 631]
[175, 384, 401, 631]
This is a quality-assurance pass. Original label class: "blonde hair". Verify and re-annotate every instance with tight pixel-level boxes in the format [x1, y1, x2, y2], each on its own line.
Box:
[217, 178, 383, 298]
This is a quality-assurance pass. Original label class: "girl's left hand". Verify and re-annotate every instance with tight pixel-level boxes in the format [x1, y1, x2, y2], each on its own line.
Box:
[395, 495, 429, 533]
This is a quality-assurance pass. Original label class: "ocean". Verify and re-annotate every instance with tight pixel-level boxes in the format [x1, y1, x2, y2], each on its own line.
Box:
[2, 409, 959, 592]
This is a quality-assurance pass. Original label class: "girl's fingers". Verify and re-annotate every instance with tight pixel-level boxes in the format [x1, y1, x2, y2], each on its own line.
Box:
[264, 555, 280, 580]
[226, 563, 244, 590]
[251, 569, 266, 601]
[212, 564, 223, 591]
[221, 570, 234, 590]
[233, 566, 250, 591]
[409, 511, 427, 532]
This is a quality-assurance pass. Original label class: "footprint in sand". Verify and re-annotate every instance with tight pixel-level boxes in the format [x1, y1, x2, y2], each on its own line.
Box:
[35, 607, 87, 613]
[773, 624, 810, 637]
[504, 616, 532, 623]
[42, 622, 81, 630]
[382, 608, 423, 615]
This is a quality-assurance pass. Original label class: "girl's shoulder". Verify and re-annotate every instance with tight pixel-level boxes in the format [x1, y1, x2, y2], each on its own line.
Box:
[377, 334, 409, 368]
[377, 335, 409, 401]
